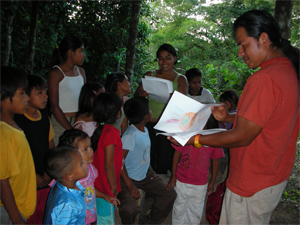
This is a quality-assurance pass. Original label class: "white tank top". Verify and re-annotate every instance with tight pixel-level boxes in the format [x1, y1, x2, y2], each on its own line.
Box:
[54, 65, 84, 113]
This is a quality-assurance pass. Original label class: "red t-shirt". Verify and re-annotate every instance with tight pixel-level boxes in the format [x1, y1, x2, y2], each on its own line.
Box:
[92, 124, 123, 197]
[227, 58, 299, 197]
[173, 145, 224, 185]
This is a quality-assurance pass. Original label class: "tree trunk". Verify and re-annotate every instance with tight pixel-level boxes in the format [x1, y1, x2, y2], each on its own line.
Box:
[25, 1, 39, 75]
[181, 52, 184, 73]
[217, 66, 220, 97]
[3, 0, 15, 66]
[274, 0, 294, 40]
[125, 0, 142, 82]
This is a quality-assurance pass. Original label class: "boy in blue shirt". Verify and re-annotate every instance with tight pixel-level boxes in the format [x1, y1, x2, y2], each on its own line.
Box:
[43, 146, 88, 224]
[117, 97, 176, 224]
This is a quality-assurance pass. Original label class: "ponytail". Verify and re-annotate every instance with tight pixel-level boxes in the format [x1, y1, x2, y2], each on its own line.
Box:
[50, 47, 61, 68]
[50, 36, 83, 67]
[76, 82, 104, 118]
[105, 73, 126, 93]
[91, 125, 104, 152]
[280, 39, 299, 79]
[91, 92, 122, 151]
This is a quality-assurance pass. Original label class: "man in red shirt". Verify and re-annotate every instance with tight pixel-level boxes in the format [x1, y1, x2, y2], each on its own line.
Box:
[169, 10, 299, 224]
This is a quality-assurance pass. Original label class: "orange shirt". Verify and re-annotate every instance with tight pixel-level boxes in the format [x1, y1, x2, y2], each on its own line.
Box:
[227, 58, 299, 197]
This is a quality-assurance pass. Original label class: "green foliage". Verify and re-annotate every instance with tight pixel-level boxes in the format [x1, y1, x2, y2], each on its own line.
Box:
[291, 0, 300, 48]
[1, 0, 299, 93]
[142, 0, 298, 100]
[1, 0, 152, 83]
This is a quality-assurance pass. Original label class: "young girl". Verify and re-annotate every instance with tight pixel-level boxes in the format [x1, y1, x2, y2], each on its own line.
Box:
[104, 73, 131, 135]
[74, 82, 105, 137]
[219, 90, 239, 111]
[219, 89, 239, 130]
[91, 92, 123, 225]
[58, 129, 120, 225]
[167, 115, 224, 225]
[48, 35, 86, 145]
[218, 89, 239, 180]
[134, 43, 188, 174]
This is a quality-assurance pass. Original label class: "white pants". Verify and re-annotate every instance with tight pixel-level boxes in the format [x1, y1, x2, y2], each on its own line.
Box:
[172, 180, 208, 225]
[219, 181, 287, 225]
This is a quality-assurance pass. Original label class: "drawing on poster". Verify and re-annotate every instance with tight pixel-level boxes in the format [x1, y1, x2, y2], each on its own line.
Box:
[179, 112, 196, 131]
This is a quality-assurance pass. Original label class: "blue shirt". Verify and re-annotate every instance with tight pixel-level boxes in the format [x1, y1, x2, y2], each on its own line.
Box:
[121, 125, 150, 181]
[43, 181, 86, 224]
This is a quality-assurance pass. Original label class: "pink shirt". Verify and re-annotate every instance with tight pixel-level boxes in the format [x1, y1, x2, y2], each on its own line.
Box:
[173, 145, 224, 185]
[79, 164, 98, 224]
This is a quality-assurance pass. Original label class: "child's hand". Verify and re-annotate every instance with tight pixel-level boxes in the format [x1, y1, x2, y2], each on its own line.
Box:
[103, 194, 121, 207]
[137, 89, 149, 97]
[167, 137, 182, 146]
[167, 176, 176, 191]
[111, 198, 121, 207]
[43, 172, 52, 184]
[128, 184, 140, 199]
[36, 174, 49, 189]
[211, 104, 228, 122]
[207, 182, 214, 195]
[12, 218, 27, 224]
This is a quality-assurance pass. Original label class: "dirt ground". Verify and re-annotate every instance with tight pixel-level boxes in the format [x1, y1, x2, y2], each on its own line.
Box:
[158, 140, 300, 225]
[269, 140, 300, 225]
[128, 141, 300, 225]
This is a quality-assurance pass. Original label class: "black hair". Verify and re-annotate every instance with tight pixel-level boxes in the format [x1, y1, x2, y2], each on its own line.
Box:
[59, 128, 89, 149]
[76, 82, 104, 118]
[219, 89, 239, 111]
[185, 68, 202, 82]
[206, 114, 219, 130]
[156, 43, 178, 65]
[104, 73, 126, 93]
[26, 75, 48, 96]
[44, 145, 78, 182]
[233, 10, 299, 78]
[50, 36, 83, 67]
[1, 67, 28, 102]
[124, 97, 149, 125]
[91, 92, 122, 151]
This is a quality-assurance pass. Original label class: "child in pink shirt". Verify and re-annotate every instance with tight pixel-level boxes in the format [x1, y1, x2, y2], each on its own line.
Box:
[167, 115, 224, 225]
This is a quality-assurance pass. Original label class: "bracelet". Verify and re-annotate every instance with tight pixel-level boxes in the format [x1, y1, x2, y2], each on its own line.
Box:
[194, 134, 202, 148]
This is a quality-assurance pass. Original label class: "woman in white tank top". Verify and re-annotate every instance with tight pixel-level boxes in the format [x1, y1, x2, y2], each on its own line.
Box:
[48, 36, 86, 145]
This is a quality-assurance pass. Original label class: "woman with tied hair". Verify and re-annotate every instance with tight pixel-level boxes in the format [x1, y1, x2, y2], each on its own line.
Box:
[48, 36, 86, 145]
[135, 43, 188, 174]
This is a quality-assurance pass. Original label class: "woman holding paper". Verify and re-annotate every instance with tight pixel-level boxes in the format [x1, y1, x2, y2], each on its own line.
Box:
[134, 43, 188, 174]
